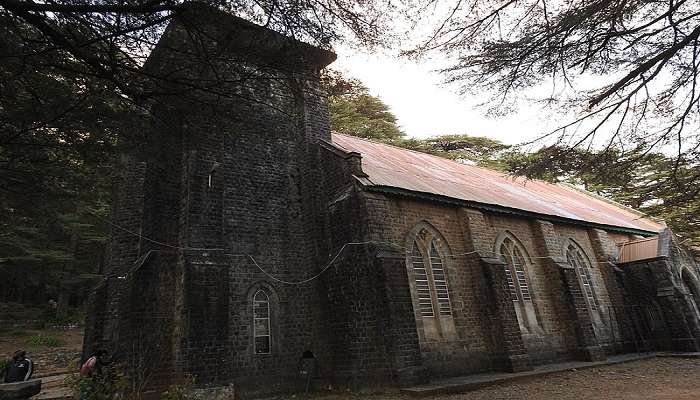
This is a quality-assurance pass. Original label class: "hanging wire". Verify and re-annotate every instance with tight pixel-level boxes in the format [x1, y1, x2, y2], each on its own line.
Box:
[240, 242, 374, 285]
[87, 209, 625, 287]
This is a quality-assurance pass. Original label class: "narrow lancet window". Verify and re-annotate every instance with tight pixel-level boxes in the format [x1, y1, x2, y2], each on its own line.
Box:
[429, 241, 452, 316]
[407, 225, 456, 341]
[253, 290, 271, 354]
[566, 243, 599, 311]
[497, 233, 541, 333]
[412, 243, 435, 317]
[500, 237, 532, 302]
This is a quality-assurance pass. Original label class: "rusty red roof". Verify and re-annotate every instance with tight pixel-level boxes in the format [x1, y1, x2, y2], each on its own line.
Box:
[330, 133, 663, 234]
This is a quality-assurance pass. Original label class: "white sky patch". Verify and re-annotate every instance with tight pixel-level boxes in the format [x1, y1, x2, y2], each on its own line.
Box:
[332, 47, 568, 145]
[332, 44, 681, 154]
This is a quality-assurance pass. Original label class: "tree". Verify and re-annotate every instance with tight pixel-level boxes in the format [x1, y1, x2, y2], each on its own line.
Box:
[409, 0, 700, 194]
[505, 146, 700, 248]
[420, 134, 511, 168]
[0, 0, 390, 109]
[1, 0, 396, 220]
[323, 72, 514, 166]
[0, 17, 127, 308]
[323, 70, 405, 142]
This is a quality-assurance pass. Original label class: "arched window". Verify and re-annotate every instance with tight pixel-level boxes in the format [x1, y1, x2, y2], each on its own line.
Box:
[253, 290, 271, 354]
[497, 233, 540, 333]
[565, 242, 599, 312]
[407, 225, 456, 341]
[410, 234, 452, 318]
[500, 236, 532, 303]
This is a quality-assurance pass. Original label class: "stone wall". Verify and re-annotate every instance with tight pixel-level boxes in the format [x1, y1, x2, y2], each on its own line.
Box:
[619, 230, 700, 352]
[318, 143, 427, 389]
[87, 6, 338, 397]
[335, 185, 640, 377]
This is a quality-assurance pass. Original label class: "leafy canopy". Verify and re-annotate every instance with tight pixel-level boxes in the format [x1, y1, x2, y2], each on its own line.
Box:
[506, 146, 700, 247]
[0, 14, 123, 304]
[323, 70, 405, 142]
[409, 0, 700, 197]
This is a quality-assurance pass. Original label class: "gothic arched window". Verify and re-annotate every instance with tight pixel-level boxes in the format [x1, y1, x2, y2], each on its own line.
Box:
[566, 242, 599, 312]
[497, 233, 540, 333]
[253, 290, 271, 354]
[407, 226, 456, 341]
[410, 234, 452, 318]
[500, 236, 532, 303]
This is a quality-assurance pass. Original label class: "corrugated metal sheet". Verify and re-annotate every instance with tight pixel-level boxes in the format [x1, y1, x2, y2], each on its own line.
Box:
[330, 133, 663, 234]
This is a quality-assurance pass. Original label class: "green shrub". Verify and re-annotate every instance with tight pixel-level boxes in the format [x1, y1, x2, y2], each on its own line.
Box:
[0, 358, 8, 376]
[42, 335, 63, 347]
[160, 385, 192, 400]
[161, 376, 200, 400]
[65, 371, 127, 400]
[24, 334, 63, 347]
[64, 374, 94, 399]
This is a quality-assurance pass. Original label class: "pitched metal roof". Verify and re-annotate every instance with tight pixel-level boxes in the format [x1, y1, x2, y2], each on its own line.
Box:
[330, 133, 663, 235]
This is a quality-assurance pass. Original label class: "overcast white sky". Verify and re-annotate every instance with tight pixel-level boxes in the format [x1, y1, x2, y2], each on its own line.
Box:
[332, 47, 561, 145]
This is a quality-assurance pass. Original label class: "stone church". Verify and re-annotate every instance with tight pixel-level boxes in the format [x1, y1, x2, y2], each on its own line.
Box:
[84, 4, 700, 397]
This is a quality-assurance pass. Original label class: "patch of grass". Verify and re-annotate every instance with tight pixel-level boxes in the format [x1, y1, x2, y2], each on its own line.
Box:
[24, 334, 63, 347]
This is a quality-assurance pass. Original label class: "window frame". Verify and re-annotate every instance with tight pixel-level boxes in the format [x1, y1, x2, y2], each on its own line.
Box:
[253, 289, 272, 355]
[496, 232, 541, 334]
[410, 232, 453, 319]
[499, 236, 533, 303]
[565, 241, 600, 313]
[406, 224, 457, 342]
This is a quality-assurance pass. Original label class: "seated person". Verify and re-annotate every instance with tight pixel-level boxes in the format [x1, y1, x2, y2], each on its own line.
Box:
[2, 350, 34, 383]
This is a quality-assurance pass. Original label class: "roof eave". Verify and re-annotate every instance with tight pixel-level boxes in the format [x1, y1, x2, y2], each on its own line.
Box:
[362, 184, 659, 237]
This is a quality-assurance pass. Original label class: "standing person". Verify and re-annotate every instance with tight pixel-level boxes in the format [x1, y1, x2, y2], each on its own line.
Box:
[79, 349, 118, 399]
[2, 350, 34, 383]
[80, 349, 110, 377]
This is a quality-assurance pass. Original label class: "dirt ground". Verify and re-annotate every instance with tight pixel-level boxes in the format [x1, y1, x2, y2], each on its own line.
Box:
[0, 327, 83, 377]
[3, 328, 699, 400]
[301, 358, 700, 400]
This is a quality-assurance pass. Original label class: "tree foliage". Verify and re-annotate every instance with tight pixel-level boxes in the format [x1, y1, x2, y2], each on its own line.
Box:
[410, 0, 700, 196]
[0, 0, 391, 107]
[0, 15, 125, 305]
[506, 146, 700, 247]
[323, 70, 406, 142]
[419, 134, 511, 168]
